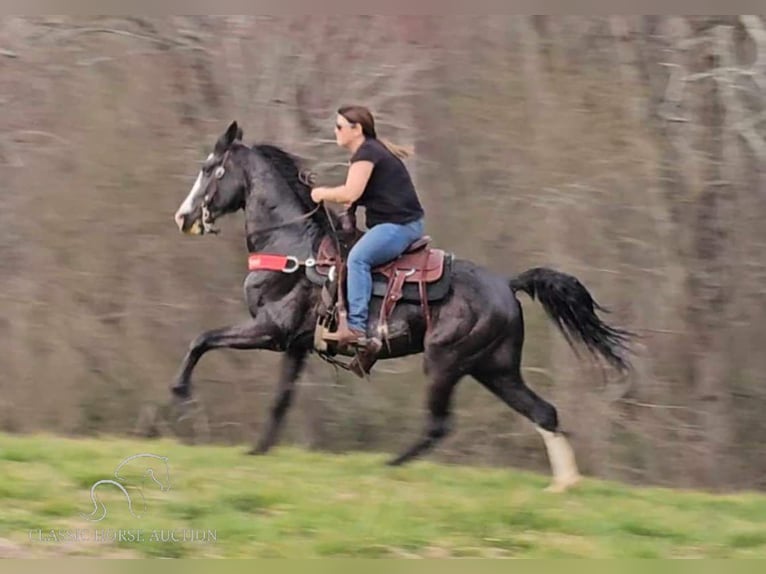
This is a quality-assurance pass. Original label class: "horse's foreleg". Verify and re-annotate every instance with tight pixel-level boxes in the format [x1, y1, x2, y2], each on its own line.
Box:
[249, 347, 308, 455]
[171, 320, 277, 399]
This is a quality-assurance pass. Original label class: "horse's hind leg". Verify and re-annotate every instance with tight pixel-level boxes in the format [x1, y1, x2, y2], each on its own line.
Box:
[249, 347, 307, 455]
[387, 370, 460, 467]
[473, 365, 581, 492]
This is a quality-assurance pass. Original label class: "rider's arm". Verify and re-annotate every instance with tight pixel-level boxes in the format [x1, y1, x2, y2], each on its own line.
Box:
[312, 161, 373, 204]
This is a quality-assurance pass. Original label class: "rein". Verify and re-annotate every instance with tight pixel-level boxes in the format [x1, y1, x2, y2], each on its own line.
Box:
[247, 203, 322, 236]
[246, 167, 323, 236]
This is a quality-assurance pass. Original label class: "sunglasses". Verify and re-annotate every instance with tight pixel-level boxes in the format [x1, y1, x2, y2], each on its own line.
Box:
[335, 121, 356, 131]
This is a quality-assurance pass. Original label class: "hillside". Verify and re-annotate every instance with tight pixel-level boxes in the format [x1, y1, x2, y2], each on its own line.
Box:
[1, 433, 765, 558]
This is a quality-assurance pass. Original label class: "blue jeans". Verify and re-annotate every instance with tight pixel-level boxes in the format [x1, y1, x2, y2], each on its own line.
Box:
[346, 218, 425, 332]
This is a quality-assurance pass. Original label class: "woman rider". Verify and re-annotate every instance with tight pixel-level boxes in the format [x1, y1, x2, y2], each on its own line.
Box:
[310, 105, 426, 347]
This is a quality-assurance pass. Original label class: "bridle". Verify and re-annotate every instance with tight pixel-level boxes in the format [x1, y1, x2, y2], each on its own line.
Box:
[198, 148, 323, 236]
[198, 149, 231, 235]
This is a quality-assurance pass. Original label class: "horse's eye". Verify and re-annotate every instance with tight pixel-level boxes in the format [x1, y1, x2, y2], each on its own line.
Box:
[214, 166, 226, 179]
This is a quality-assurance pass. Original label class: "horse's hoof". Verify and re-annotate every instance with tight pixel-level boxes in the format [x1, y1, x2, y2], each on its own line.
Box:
[248, 446, 269, 456]
[385, 457, 405, 467]
[170, 384, 190, 400]
[544, 474, 582, 493]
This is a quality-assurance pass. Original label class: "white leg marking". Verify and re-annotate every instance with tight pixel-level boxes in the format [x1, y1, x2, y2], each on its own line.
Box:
[536, 426, 582, 492]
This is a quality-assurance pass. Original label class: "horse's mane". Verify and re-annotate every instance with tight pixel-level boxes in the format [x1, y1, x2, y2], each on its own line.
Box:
[252, 143, 338, 236]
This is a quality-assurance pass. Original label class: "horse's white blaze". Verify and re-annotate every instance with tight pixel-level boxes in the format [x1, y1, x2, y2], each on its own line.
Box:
[174, 153, 213, 230]
[536, 426, 581, 492]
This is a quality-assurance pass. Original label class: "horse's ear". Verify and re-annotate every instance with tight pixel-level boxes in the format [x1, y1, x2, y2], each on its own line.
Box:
[225, 121, 239, 145]
[215, 121, 240, 153]
[236, 125, 244, 142]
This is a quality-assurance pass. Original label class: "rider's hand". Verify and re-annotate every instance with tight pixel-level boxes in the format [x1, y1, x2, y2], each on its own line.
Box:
[310, 187, 326, 203]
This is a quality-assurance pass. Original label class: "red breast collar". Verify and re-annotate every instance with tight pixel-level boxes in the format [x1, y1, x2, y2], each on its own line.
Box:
[248, 253, 302, 273]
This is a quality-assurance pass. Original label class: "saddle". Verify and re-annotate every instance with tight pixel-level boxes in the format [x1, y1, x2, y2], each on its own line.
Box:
[309, 212, 452, 376]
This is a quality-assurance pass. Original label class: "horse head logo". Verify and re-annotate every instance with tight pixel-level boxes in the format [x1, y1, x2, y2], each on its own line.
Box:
[80, 453, 171, 522]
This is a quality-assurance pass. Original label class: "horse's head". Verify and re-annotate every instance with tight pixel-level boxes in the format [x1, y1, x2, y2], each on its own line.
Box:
[145, 456, 171, 492]
[114, 454, 172, 492]
[174, 121, 249, 235]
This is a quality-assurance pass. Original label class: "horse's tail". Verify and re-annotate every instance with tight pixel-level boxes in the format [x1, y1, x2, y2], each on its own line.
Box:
[510, 267, 635, 372]
[79, 479, 143, 522]
[80, 487, 108, 522]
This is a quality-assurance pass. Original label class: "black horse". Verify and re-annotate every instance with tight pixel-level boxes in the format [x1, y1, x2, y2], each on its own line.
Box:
[171, 121, 634, 492]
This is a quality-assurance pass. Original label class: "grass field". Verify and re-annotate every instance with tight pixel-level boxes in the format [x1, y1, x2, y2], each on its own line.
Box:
[1, 432, 765, 558]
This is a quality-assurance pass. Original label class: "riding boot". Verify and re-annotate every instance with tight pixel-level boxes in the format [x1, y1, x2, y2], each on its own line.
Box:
[348, 339, 382, 378]
[336, 324, 369, 348]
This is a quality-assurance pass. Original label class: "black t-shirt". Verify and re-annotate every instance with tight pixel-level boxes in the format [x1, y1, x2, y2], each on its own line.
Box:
[349, 137, 424, 228]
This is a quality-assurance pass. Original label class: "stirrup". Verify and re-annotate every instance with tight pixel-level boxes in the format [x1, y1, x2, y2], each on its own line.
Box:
[348, 346, 380, 378]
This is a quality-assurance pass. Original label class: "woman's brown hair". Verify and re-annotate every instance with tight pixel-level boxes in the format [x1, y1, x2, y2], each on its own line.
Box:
[337, 104, 413, 159]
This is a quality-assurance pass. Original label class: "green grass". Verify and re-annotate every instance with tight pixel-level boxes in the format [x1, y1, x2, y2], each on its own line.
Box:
[1, 432, 765, 558]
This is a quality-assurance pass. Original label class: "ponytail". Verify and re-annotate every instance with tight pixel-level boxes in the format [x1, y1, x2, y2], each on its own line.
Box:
[378, 138, 413, 160]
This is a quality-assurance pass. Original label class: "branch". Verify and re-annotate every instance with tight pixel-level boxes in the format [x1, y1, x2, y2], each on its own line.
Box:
[619, 398, 694, 411]
[740, 16, 766, 93]
[741, 15, 766, 69]
[658, 63, 690, 122]
[668, 23, 766, 162]
[677, 36, 710, 50]
[7, 129, 73, 146]
[712, 25, 766, 162]
[50, 26, 195, 50]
